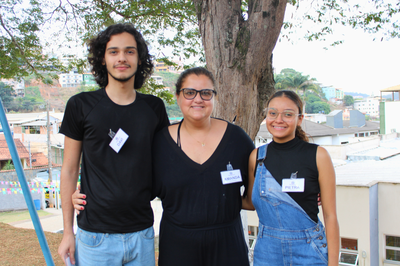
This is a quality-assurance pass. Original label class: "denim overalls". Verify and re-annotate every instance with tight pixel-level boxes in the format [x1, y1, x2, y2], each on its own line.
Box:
[252, 144, 328, 266]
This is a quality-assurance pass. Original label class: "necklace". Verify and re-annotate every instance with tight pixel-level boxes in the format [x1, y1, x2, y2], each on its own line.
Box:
[183, 120, 212, 147]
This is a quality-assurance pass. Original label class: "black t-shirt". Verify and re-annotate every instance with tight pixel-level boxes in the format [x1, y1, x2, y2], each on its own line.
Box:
[60, 89, 169, 233]
[262, 138, 320, 222]
[152, 121, 255, 227]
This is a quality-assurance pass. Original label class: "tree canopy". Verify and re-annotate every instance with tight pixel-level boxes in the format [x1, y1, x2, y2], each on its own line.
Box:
[2, 1, 399, 79]
[343, 95, 355, 106]
[1, 0, 399, 136]
[0, 82, 16, 103]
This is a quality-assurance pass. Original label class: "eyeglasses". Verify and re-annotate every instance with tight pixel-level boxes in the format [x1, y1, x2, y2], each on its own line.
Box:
[265, 108, 300, 122]
[179, 88, 217, 101]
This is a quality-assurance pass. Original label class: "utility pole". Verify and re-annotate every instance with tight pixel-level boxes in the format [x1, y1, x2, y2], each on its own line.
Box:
[47, 101, 54, 208]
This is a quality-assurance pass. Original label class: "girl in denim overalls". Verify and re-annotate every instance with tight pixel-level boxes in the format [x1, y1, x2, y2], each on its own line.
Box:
[242, 90, 339, 266]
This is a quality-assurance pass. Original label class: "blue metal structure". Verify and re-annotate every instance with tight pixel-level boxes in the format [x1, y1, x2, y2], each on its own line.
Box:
[0, 99, 55, 266]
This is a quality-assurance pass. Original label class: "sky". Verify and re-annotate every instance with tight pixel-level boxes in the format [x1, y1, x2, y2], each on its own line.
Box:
[272, 5, 400, 97]
[43, 2, 400, 98]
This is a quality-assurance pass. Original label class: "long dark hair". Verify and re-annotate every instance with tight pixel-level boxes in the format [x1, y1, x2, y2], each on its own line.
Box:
[266, 90, 309, 142]
[175, 67, 216, 94]
[87, 23, 153, 89]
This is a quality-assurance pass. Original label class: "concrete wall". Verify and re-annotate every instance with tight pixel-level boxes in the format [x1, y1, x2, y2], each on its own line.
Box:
[0, 167, 61, 183]
[381, 101, 400, 134]
[379, 182, 400, 266]
[335, 185, 372, 266]
[0, 167, 61, 211]
[0, 182, 44, 211]
[246, 182, 400, 266]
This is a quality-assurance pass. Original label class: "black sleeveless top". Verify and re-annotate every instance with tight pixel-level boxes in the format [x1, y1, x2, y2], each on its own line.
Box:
[262, 137, 320, 222]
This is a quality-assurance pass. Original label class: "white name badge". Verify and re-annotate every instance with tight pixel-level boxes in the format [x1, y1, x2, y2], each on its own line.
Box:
[220, 169, 242, 185]
[282, 178, 305, 192]
[109, 128, 129, 153]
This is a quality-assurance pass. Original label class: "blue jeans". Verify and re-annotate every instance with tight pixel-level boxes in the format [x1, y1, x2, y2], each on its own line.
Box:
[75, 226, 155, 266]
[252, 145, 328, 265]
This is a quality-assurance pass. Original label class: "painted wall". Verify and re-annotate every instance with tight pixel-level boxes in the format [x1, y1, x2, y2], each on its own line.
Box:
[379, 182, 400, 266]
[246, 182, 400, 266]
[380, 101, 400, 134]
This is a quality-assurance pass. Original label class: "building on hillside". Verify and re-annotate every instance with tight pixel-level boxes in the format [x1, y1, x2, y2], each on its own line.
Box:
[59, 70, 83, 88]
[322, 87, 344, 100]
[151, 76, 164, 85]
[154, 58, 184, 73]
[155, 61, 169, 72]
[380, 85, 400, 135]
[59, 55, 75, 67]
[82, 73, 97, 87]
[354, 97, 380, 117]
[1, 79, 25, 97]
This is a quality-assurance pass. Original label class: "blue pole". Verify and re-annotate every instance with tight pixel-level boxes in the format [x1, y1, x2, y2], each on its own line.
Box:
[0, 99, 55, 266]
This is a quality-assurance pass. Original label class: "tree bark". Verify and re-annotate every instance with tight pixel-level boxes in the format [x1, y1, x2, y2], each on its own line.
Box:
[194, 0, 287, 140]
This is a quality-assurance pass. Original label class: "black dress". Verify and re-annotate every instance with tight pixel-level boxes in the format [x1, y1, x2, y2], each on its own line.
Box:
[152, 120, 254, 266]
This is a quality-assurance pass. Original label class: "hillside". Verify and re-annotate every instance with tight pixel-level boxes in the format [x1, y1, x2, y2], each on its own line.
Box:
[154, 71, 180, 91]
[27, 80, 81, 112]
[22, 72, 180, 113]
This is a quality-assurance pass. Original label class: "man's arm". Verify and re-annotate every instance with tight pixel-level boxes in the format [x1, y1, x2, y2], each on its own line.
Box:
[58, 136, 82, 265]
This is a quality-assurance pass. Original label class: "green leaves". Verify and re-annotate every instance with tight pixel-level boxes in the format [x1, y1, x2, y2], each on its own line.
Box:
[282, 0, 400, 45]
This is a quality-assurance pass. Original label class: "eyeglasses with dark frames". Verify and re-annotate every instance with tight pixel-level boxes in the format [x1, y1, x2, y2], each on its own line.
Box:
[179, 88, 217, 101]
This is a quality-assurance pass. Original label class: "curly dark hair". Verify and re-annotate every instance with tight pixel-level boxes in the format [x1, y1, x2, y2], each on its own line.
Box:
[267, 90, 309, 142]
[175, 67, 216, 95]
[87, 23, 153, 89]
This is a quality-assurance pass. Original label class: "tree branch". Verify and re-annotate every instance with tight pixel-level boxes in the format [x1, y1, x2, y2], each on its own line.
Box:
[0, 10, 36, 72]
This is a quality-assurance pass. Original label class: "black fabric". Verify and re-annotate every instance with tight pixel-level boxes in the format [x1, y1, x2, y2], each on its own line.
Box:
[262, 137, 320, 223]
[60, 89, 169, 233]
[152, 121, 254, 266]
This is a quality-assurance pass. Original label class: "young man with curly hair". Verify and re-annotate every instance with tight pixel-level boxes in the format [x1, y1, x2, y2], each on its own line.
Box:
[58, 23, 169, 266]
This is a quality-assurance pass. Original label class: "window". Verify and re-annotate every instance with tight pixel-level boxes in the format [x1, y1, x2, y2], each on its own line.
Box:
[339, 238, 359, 265]
[386, 235, 400, 262]
[28, 126, 40, 134]
[248, 226, 258, 249]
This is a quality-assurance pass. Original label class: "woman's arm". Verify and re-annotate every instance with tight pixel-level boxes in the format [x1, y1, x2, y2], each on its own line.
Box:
[242, 148, 257, 210]
[317, 146, 340, 266]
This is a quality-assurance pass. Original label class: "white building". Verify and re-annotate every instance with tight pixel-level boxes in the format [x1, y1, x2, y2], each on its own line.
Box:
[379, 85, 400, 135]
[354, 97, 380, 117]
[151, 76, 164, 85]
[59, 71, 83, 88]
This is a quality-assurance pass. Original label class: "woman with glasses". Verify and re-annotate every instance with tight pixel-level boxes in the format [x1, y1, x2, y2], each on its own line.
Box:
[244, 90, 339, 266]
[151, 67, 254, 266]
[70, 67, 253, 265]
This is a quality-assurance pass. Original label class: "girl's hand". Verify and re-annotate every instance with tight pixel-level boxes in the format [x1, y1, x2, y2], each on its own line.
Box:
[72, 184, 87, 215]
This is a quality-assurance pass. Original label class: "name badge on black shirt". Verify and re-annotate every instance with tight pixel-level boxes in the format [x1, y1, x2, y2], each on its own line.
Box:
[282, 171, 304, 192]
[220, 162, 242, 185]
[109, 128, 129, 153]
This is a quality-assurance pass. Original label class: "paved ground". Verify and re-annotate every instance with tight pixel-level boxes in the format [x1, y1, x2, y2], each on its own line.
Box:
[10, 207, 70, 233]
[9, 199, 164, 235]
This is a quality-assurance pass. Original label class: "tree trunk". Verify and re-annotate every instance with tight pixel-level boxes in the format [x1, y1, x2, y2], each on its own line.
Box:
[194, 0, 287, 140]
